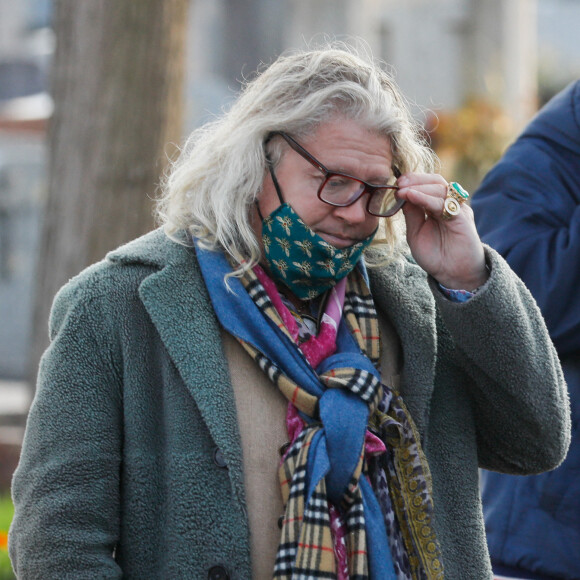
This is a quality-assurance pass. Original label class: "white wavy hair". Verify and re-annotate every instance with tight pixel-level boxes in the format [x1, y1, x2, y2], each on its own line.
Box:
[157, 42, 437, 269]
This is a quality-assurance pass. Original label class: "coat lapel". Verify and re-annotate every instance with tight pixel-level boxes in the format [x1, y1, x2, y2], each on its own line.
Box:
[368, 258, 438, 436]
[108, 230, 246, 502]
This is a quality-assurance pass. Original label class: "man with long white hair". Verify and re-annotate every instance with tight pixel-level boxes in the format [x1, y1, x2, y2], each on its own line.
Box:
[10, 44, 570, 580]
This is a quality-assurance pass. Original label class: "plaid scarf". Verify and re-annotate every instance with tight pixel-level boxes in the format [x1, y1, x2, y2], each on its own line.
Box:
[195, 243, 444, 580]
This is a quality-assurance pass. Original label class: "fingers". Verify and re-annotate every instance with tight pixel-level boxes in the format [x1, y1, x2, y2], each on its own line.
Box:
[396, 173, 469, 222]
[396, 174, 448, 217]
[397, 172, 447, 187]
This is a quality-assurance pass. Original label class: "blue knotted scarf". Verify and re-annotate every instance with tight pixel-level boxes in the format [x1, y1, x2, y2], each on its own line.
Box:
[195, 242, 396, 580]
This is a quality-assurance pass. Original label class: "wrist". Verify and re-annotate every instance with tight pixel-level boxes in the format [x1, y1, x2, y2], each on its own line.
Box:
[436, 263, 489, 293]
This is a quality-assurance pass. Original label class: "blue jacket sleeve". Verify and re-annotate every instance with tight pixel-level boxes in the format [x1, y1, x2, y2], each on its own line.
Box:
[472, 80, 580, 356]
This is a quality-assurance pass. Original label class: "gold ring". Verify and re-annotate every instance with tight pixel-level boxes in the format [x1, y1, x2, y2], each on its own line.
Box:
[447, 182, 469, 205]
[442, 196, 461, 220]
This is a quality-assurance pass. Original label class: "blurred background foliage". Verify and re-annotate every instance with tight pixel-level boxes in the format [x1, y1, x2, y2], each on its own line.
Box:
[428, 97, 517, 194]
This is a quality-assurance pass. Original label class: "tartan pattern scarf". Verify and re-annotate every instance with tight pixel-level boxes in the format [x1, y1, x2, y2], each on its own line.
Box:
[195, 244, 444, 580]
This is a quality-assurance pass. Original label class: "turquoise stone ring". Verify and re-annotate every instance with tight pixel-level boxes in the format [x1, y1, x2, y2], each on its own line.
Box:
[448, 182, 469, 204]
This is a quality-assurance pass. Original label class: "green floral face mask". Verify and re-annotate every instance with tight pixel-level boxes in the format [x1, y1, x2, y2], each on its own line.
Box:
[261, 203, 375, 300]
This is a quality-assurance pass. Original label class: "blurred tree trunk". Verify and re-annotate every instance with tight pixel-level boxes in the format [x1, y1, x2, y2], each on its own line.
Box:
[29, 0, 188, 386]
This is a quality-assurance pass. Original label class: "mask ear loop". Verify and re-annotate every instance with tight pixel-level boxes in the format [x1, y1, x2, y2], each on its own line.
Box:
[268, 162, 285, 205]
[256, 136, 286, 220]
[255, 199, 265, 221]
[255, 162, 283, 221]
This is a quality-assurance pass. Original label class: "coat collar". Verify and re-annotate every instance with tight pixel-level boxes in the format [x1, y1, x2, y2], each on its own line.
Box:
[106, 227, 189, 268]
[107, 229, 438, 442]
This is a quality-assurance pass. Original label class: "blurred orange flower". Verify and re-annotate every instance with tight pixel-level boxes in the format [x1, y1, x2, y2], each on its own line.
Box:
[0, 531, 7, 550]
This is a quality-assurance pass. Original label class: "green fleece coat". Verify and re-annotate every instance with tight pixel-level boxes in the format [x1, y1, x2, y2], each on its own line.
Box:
[9, 229, 570, 579]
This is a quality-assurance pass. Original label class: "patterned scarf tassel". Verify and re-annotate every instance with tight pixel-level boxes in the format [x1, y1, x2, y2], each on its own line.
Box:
[379, 395, 444, 580]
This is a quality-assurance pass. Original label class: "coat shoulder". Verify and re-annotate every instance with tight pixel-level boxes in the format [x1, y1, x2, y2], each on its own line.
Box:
[49, 229, 194, 337]
[56, 229, 192, 301]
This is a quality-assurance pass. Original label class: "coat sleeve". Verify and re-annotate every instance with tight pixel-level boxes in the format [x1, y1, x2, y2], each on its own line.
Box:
[471, 80, 580, 356]
[429, 247, 571, 475]
[9, 276, 124, 579]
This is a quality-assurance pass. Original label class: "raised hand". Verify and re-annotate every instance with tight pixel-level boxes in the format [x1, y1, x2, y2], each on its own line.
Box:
[396, 173, 488, 291]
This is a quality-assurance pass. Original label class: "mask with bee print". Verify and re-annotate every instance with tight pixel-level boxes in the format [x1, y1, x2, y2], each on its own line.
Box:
[261, 203, 376, 300]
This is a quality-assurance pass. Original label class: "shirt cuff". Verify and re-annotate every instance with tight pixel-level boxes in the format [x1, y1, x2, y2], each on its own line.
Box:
[438, 284, 476, 303]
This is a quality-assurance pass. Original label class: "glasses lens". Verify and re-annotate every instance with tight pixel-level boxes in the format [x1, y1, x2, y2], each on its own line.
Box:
[368, 187, 401, 216]
[320, 176, 365, 206]
[319, 175, 401, 217]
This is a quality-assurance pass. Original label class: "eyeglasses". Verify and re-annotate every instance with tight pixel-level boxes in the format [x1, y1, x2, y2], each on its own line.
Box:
[268, 131, 404, 217]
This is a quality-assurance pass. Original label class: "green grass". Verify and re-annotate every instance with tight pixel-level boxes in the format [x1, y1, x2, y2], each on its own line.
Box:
[0, 494, 15, 580]
[0, 552, 14, 580]
[0, 495, 13, 530]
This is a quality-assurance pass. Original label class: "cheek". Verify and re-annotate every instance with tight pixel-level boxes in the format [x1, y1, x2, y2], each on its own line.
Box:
[292, 198, 334, 228]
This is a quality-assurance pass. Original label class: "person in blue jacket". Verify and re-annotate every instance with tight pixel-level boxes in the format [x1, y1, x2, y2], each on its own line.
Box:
[472, 80, 580, 580]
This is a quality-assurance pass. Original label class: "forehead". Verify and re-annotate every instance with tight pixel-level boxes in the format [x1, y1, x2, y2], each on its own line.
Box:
[299, 118, 393, 174]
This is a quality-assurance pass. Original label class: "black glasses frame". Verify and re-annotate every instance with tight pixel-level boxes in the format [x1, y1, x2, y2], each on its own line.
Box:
[267, 131, 404, 217]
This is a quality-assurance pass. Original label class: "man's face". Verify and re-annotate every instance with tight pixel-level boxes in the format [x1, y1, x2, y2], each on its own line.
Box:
[256, 118, 394, 250]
